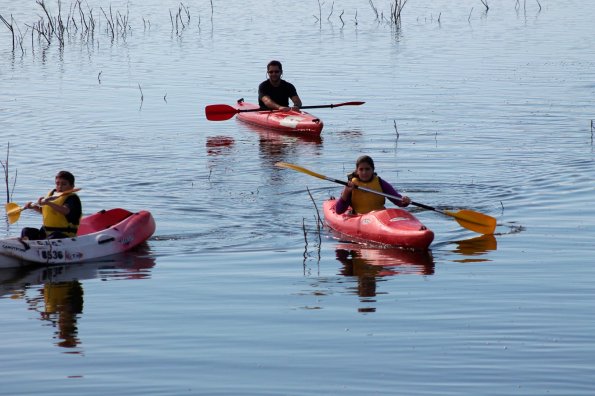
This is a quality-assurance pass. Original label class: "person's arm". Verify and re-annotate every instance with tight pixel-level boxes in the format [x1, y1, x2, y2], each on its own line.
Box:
[24, 201, 42, 213]
[287, 81, 301, 110]
[63, 195, 82, 224]
[290, 94, 302, 110]
[39, 195, 71, 215]
[380, 178, 410, 207]
[334, 184, 354, 214]
[261, 95, 284, 110]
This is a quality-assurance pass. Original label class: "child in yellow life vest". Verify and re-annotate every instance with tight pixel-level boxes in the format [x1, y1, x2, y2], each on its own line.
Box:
[335, 155, 411, 215]
[21, 171, 82, 240]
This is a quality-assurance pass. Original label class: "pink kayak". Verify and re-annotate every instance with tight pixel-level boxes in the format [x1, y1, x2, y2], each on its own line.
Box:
[323, 199, 434, 250]
[234, 99, 324, 135]
[0, 208, 155, 267]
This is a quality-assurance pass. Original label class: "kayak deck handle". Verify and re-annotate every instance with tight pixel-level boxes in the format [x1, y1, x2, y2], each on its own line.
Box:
[97, 236, 115, 245]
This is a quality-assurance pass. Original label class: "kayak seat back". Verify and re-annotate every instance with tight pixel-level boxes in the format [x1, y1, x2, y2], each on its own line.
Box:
[77, 208, 133, 236]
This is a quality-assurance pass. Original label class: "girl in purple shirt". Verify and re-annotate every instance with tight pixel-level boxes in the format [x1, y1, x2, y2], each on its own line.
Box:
[335, 155, 411, 214]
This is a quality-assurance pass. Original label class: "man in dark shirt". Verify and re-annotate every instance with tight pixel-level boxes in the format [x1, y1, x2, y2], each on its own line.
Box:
[258, 60, 303, 111]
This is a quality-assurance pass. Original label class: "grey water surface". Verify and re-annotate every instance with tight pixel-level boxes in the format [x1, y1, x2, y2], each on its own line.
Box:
[1, 1, 594, 395]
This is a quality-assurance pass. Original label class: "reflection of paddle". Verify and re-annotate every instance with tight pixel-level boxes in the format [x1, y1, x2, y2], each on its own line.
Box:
[454, 234, 498, 255]
[452, 234, 498, 263]
[5, 188, 81, 225]
[275, 162, 497, 235]
[205, 101, 365, 121]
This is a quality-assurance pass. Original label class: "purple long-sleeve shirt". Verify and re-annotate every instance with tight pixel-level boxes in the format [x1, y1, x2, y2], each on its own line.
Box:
[334, 177, 406, 214]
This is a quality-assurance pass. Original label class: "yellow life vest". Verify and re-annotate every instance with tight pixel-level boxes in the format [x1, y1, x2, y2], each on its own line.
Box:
[351, 176, 385, 214]
[42, 190, 79, 237]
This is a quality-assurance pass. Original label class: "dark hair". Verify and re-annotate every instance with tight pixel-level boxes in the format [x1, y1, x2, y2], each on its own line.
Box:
[267, 60, 283, 72]
[56, 170, 75, 186]
[347, 155, 376, 180]
[356, 155, 375, 169]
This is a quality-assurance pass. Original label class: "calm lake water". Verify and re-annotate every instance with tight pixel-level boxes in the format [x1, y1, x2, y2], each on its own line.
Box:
[1, 0, 594, 394]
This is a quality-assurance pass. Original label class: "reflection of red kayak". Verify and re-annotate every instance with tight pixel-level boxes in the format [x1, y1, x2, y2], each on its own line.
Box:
[336, 244, 434, 277]
[234, 99, 324, 136]
[323, 199, 434, 250]
[206, 135, 235, 156]
[0, 208, 155, 266]
[239, 118, 323, 145]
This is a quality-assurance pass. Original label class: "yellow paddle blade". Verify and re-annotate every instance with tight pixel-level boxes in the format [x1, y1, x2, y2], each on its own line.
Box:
[275, 162, 328, 181]
[445, 209, 497, 235]
[5, 202, 23, 224]
[5, 202, 18, 212]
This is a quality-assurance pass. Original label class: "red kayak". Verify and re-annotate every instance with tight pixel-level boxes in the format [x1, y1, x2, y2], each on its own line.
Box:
[323, 199, 434, 250]
[234, 99, 324, 135]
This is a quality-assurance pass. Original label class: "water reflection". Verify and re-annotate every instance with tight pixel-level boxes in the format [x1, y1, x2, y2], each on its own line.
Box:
[0, 248, 155, 351]
[257, 131, 322, 164]
[238, 121, 323, 163]
[451, 234, 498, 263]
[335, 243, 434, 313]
[205, 135, 235, 156]
[41, 279, 84, 349]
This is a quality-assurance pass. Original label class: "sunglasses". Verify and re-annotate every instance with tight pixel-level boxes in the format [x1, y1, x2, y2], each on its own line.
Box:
[268, 70, 281, 74]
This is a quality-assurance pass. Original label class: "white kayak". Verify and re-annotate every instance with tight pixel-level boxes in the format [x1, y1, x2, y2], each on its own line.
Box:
[0, 208, 155, 268]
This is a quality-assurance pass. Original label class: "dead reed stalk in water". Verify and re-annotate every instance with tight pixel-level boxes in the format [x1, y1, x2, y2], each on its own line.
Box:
[302, 218, 308, 249]
[37, 0, 66, 46]
[480, 0, 489, 12]
[327, 2, 334, 21]
[369, 0, 379, 20]
[390, 0, 408, 26]
[306, 187, 322, 262]
[0, 14, 15, 51]
[314, 0, 322, 23]
[1, 143, 17, 204]
[100, 4, 130, 40]
[306, 187, 323, 230]
[1, 14, 26, 54]
[138, 83, 144, 109]
[170, 3, 191, 35]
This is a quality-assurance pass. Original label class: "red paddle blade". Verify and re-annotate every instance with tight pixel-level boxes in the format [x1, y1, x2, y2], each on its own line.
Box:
[332, 101, 365, 107]
[205, 104, 238, 121]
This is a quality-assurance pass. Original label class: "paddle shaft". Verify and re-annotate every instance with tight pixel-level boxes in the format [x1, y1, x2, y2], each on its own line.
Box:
[239, 101, 365, 112]
[314, 173, 440, 213]
[5, 188, 81, 218]
[205, 101, 365, 121]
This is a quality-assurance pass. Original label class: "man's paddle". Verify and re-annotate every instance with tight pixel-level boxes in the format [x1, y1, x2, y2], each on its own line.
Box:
[205, 101, 365, 121]
[275, 162, 497, 235]
[5, 188, 81, 225]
